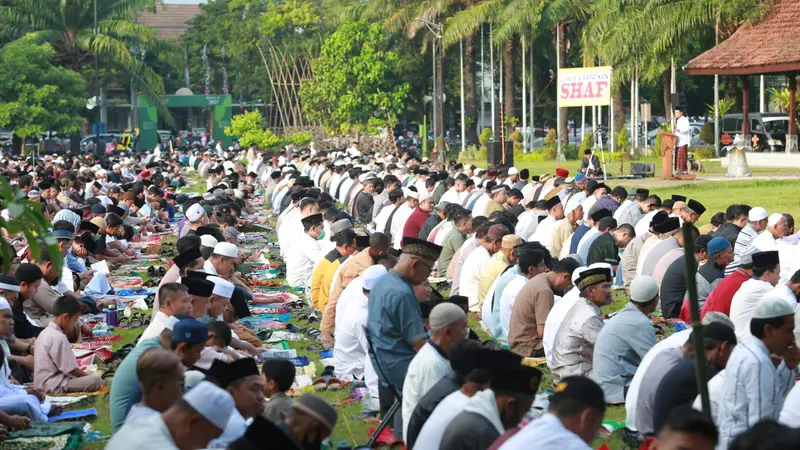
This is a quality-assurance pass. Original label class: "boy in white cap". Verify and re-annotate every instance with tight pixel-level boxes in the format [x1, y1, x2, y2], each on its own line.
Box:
[751, 212, 787, 251]
[179, 203, 207, 238]
[727, 206, 768, 276]
[109, 380, 235, 449]
[202, 276, 235, 324]
[402, 303, 468, 440]
[717, 296, 799, 449]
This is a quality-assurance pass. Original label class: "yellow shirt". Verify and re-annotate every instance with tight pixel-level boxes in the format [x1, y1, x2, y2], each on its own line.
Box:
[477, 252, 510, 309]
[310, 249, 341, 309]
[550, 218, 575, 258]
[484, 200, 505, 217]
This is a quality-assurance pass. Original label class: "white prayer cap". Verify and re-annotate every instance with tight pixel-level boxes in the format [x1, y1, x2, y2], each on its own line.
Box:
[330, 219, 353, 235]
[768, 213, 785, 227]
[419, 191, 433, 203]
[507, 167, 519, 175]
[213, 242, 238, 258]
[186, 203, 205, 223]
[630, 276, 659, 303]
[429, 303, 467, 332]
[183, 381, 235, 431]
[749, 207, 768, 222]
[701, 311, 734, 328]
[233, 189, 244, 199]
[752, 295, 795, 319]
[362, 265, 388, 291]
[404, 188, 419, 200]
[0, 298, 10, 311]
[112, 164, 120, 170]
[184, 370, 206, 390]
[203, 193, 215, 201]
[564, 194, 583, 216]
[200, 234, 218, 248]
[207, 276, 234, 298]
[164, 315, 180, 331]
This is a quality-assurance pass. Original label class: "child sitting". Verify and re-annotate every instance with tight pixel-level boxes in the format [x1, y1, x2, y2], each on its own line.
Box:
[34, 296, 105, 393]
[194, 321, 240, 371]
[261, 358, 296, 424]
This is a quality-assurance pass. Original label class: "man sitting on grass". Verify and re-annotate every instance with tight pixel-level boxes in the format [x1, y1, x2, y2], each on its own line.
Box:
[33, 296, 105, 394]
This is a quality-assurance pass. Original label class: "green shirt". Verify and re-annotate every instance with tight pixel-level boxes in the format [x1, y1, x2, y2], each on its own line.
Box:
[437, 228, 467, 274]
[587, 232, 620, 266]
[109, 337, 162, 432]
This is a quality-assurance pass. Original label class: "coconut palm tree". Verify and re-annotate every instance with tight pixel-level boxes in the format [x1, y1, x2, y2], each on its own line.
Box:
[0, 0, 173, 106]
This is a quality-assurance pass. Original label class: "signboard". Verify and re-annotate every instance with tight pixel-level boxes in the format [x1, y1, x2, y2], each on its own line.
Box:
[557, 66, 612, 107]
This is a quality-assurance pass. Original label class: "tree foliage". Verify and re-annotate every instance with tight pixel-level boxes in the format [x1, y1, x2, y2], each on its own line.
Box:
[0, 177, 61, 273]
[0, 38, 85, 138]
[225, 110, 314, 150]
[300, 20, 410, 134]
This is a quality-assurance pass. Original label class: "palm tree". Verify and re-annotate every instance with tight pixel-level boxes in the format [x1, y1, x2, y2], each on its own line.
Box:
[0, 0, 172, 108]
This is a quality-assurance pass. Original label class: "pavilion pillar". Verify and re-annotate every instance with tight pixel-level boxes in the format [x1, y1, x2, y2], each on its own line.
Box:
[741, 76, 752, 150]
[788, 74, 798, 153]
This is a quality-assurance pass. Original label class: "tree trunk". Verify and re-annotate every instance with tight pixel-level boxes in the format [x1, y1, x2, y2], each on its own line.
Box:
[558, 23, 568, 146]
[464, 34, 478, 145]
[613, 85, 624, 140]
[504, 38, 514, 139]
[662, 72, 671, 119]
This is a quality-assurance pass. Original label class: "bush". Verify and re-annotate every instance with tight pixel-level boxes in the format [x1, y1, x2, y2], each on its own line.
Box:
[562, 144, 579, 161]
[460, 144, 487, 161]
[579, 132, 592, 155]
[616, 128, 630, 155]
[693, 145, 715, 159]
[545, 128, 557, 146]
[699, 122, 714, 144]
[514, 150, 549, 162]
[541, 145, 557, 160]
[510, 130, 522, 152]
[478, 128, 492, 146]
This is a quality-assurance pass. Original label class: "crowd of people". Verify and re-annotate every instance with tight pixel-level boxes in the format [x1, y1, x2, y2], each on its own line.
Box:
[0, 141, 798, 449]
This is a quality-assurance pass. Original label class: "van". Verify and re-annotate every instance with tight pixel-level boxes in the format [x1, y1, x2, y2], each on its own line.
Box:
[720, 113, 798, 152]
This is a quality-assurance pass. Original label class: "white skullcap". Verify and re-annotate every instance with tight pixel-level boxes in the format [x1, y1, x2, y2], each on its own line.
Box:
[164, 315, 179, 331]
[739, 245, 758, 265]
[507, 167, 519, 175]
[200, 234, 218, 248]
[630, 276, 659, 303]
[753, 295, 795, 319]
[404, 188, 419, 200]
[183, 381, 235, 430]
[564, 194, 584, 216]
[186, 203, 205, 223]
[184, 370, 206, 391]
[112, 164, 120, 169]
[213, 242, 238, 258]
[0, 298, 10, 311]
[203, 193, 215, 201]
[768, 213, 785, 227]
[701, 311, 735, 328]
[233, 189, 244, 199]
[749, 207, 768, 222]
[419, 192, 433, 203]
[362, 265, 388, 291]
[429, 303, 467, 332]
[207, 276, 235, 298]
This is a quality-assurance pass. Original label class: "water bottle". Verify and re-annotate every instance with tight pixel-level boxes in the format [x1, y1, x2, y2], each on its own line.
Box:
[107, 304, 118, 326]
[102, 308, 109, 325]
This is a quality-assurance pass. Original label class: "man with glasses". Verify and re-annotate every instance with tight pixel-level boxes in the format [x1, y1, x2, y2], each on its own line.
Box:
[367, 237, 443, 440]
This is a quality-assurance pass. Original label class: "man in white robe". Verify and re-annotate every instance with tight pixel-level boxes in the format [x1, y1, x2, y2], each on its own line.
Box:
[529, 196, 564, 252]
[460, 224, 509, 312]
[390, 190, 418, 249]
[729, 250, 781, 340]
[286, 214, 327, 289]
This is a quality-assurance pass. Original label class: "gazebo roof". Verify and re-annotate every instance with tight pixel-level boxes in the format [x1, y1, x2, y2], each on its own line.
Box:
[685, 0, 800, 76]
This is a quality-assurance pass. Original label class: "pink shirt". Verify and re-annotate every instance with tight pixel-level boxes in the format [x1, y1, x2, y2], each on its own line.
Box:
[195, 347, 230, 370]
[34, 322, 79, 393]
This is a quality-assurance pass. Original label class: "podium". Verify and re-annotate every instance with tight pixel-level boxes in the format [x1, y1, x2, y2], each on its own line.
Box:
[659, 131, 677, 178]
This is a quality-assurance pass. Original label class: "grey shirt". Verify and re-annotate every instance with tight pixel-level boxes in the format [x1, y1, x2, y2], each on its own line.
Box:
[262, 392, 293, 424]
[635, 346, 686, 435]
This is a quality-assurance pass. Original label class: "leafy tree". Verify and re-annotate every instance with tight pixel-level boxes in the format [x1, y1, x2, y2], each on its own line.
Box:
[0, 38, 85, 141]
[0, 0, 171, 107]
[0, 177, 61, 272]
[225, 110, 282, 149]
[300, 20, 410, 134]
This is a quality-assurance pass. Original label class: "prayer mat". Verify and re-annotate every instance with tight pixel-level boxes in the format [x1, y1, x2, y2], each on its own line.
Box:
[56, 385, 109, 397]
[3, 435, 70, 450]
[8, 423, 82, 438]
[45, 396, 87, 406]
[48, 408, 97, 422]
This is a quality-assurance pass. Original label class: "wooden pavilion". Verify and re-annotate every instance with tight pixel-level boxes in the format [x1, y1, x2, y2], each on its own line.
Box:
[685, 0, 800, 153]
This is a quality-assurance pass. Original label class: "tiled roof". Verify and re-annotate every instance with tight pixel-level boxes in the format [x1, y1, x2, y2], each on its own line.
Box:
[138, 4, 202, 40]
[685, 0, 800, 75]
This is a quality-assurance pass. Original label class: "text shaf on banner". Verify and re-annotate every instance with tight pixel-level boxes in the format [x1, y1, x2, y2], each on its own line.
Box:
[557, 66, 612, 107]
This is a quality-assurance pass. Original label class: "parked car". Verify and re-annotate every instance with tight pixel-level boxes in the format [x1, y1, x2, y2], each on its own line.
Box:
[720, 113, 798, 152]
[80, 133, 122, 153]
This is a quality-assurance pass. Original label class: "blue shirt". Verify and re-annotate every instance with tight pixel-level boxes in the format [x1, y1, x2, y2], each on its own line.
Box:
[66, 249, 86, 273]
[489, 266, 520, 341]
[569, 225, 591, 254]
[590, 302, 655, 403]
[366, 271, 426, 390]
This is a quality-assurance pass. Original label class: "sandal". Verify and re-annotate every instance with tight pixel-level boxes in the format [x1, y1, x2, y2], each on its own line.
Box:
[157, 267, 167, 277]
[256, 329, 273, 341]
[305, 328, 320, 338]
[147, 266, 157, 277]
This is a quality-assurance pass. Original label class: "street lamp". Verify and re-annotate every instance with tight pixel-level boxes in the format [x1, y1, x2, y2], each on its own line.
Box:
[415, 17, 445, 163]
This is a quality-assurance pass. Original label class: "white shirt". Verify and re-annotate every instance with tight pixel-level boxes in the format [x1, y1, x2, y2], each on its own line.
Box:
[391, 203, 414, 249]
[412, 390, 470, 450]
[460, 246, 491, 312]
[286, 233, 325, 288]
[499, 275, 528, 340]
[333, 278, 369, 381]
[779, 379, 800, 428]
[124, 404, 158, 425]
[635, 235, 661, 276]
[515, 210, 539, 241]
[138, 311, 170, 344]
[208, 410, 248, 448]
[530, 215, 557, 251]
[338, 178, 354, 204]
[693, 370, 726, 426]
[581, 196, 598, 222]
[439, 187, 465, 206]
[433, 221, 454, 246]
[729, 279, 775, 340]
[401, 342, 451, 440]
[203, 259, 218, 275]
[277, 207, 302, 258]
[107, 414, 179, 450]
[635, 210, 658, 238]
[625, 329, 691, 431]
[374, 203, 395, 232]
[751, 230, 778, 252]
[499, 413, 591, 450]
[676, 115, 691, 147]
[762, 283, 798, 310]
[471, 193, 490, 218]
[544, 287, 582, 369]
